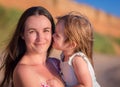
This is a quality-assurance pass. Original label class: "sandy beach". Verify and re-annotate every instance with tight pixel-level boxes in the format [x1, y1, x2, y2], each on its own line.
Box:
[93, 53, 120, 87]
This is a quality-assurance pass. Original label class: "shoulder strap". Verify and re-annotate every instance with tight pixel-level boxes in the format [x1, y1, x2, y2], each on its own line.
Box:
[48, 57, 60, 74]
[48, 57, 67, 85]
[68, 52, 88, 65]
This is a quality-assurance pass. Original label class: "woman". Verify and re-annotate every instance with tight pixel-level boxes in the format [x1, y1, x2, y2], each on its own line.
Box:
[0, 6, 64, 87]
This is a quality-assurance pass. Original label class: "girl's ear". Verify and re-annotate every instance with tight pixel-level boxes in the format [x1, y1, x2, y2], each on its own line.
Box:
[72, 41, 77, 48]
[68, 41, 77, 49]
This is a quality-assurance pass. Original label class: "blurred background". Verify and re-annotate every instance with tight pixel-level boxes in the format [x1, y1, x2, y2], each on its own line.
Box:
[0, 0, 120, 87]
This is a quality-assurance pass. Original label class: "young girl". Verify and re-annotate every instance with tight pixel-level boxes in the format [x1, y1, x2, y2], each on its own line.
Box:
[52, 12, 100, 87]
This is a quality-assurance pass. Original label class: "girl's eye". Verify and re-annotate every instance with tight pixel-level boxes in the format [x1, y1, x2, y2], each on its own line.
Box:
[55, 34, 59, 38]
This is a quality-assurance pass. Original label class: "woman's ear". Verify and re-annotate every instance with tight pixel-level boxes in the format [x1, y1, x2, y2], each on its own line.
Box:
[21, 34, 24, 40]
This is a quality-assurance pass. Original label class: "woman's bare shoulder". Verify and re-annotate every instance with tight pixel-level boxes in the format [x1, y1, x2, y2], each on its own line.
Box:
[13, 64, 39, 87]
[14, 63, 33, 76]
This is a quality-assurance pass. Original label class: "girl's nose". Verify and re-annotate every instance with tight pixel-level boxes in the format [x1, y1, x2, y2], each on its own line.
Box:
[52, 33, 55, 38]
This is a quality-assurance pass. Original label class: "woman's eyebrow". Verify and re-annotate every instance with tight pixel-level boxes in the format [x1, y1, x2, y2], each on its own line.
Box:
[27, 28, 36, 31]
[44, 27, 51, 29]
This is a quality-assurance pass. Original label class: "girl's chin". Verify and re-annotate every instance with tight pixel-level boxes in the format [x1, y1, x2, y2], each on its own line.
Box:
[52, 46, 60, 50]
[52, 45, 56, 49]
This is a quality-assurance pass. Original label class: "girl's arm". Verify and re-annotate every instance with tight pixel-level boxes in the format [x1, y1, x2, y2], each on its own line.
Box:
[72, 56, 92, 87]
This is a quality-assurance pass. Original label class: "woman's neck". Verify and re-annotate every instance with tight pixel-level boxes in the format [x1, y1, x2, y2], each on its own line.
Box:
[20, 52, 47, 65]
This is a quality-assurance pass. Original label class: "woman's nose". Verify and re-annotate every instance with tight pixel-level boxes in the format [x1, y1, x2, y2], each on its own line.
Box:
[36, 33, 43, 42]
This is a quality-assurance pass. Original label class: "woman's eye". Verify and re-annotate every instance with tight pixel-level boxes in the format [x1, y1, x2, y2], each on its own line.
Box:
[44, 29, 50, 32]
[29, 30, 35, 34]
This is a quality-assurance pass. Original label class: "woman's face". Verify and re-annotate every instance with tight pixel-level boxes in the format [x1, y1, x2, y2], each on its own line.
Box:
[23, 15, 52, 54]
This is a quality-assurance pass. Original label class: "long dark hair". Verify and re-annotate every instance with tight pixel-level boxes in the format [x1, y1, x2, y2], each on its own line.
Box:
[0, 6, 55, 87]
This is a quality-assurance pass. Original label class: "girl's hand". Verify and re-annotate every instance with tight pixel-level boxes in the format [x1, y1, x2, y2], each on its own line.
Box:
[41, 82, 50, 87]
[46, 79, 58, 87]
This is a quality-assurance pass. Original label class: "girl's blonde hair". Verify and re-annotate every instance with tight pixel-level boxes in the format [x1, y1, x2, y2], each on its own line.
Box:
[57, 12, 94, 65]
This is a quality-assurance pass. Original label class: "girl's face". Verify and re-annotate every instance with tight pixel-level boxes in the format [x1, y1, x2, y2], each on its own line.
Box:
[53, 21, 68, 51]
[23, 15, 52, 54]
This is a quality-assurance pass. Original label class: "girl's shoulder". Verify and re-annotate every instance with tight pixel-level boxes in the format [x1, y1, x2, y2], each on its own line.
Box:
[68, 52, 88, 65]
[71, 52, 86, 59]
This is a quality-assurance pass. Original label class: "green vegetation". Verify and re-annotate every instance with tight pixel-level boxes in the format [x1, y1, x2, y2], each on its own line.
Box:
[93, 32, 115, 54]
[112, 37, 120, 45]
[0, 6, 22, 48]
[0, 6, 118, 55]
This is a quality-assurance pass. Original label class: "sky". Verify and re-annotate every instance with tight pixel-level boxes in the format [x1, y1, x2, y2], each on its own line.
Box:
[75, 0, 120, 17]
